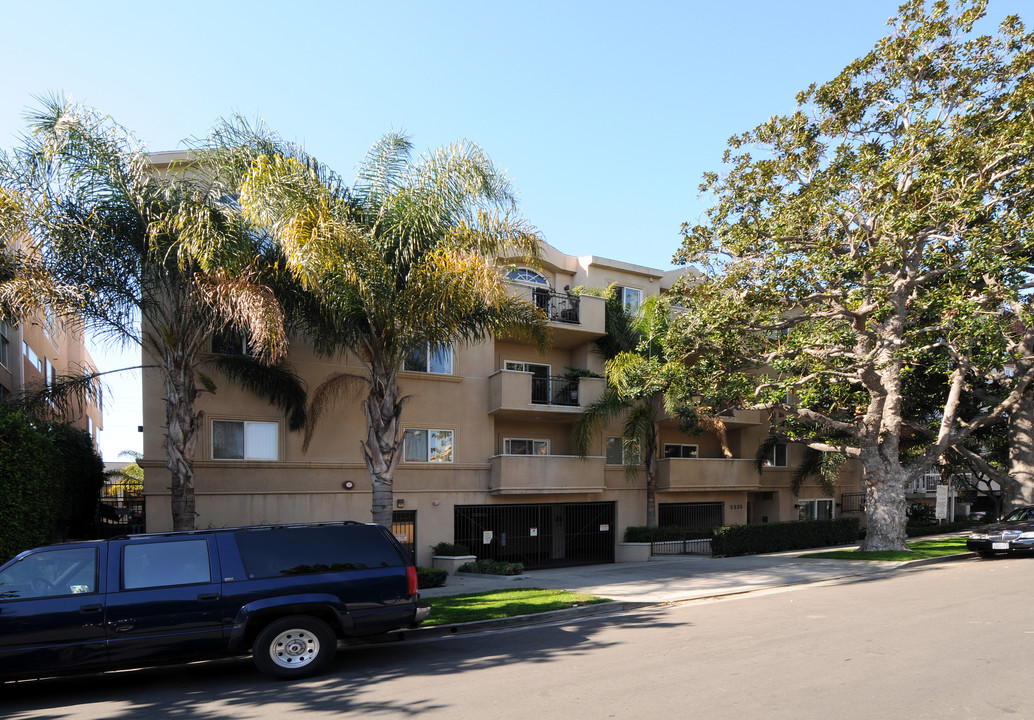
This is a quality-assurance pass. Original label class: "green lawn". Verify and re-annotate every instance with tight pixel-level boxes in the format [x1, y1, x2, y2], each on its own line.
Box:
[422, 588, 611, 626]
[802, 535, 970, 561]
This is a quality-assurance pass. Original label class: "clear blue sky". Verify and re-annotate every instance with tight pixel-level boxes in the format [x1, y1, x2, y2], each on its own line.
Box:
[1, 0, 1025, 459]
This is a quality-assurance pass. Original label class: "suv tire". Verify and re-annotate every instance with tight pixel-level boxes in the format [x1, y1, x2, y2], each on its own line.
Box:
[253, 615, 337, 679]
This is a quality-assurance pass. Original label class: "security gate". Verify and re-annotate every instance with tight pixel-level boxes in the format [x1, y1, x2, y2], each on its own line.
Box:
[652, 502, 724, 557]
[454, 502, 615, 569]
[392, 510, 417, 564]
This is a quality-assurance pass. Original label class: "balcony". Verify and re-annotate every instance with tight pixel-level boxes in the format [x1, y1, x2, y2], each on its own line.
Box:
[504, 284, 606, 349]
[489, 370, 605, 421]
[655, 458, 761, 491]
[489, 454, 606, 494]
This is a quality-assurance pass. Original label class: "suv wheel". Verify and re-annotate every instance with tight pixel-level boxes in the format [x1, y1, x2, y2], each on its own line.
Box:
[253, 615, 337, 679]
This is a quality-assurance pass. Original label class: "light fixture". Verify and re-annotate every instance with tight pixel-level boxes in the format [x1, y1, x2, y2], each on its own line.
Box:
[396, 499, 405, 509]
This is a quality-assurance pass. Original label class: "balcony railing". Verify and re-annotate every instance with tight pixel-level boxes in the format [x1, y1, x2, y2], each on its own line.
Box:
[531, 376, 580, 406]
[533, 288, 580, 324]
[907, 474, 940, 494]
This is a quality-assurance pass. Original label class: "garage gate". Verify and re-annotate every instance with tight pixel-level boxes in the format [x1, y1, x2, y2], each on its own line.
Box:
[454, 502, 615, 569]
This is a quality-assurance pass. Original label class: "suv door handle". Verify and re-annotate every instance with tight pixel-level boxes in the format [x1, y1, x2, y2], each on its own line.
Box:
[197, 593, 220, 601]
[79, 604, 103, 612]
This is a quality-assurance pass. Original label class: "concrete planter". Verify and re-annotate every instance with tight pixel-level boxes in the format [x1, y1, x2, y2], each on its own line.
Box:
[615, 542, 651, 563]
[432, 555, 477, 575]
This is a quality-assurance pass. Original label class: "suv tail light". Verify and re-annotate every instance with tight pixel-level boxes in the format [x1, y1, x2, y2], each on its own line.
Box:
[406, 565, 418, 595]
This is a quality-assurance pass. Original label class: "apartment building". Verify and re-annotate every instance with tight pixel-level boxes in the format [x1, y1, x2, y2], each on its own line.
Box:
[139, 241, 861, 567]
[0, 305, 103, 442]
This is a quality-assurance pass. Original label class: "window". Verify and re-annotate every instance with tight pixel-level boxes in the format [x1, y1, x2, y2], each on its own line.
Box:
[606, 436, 640, 465]
[504, 438, 549, 455]
[212, 420, 279, 460]
[0, 547, 98, 599]
[234, 525, 405, 579]
[664, 444, 699, 459]
[123, 540, 211, 589]
[23, 342, 43, 374]
[405, 342, 453, 374]
[765, 443, 788, 467]
[404, 428, 453, 463]
[211, 330, 253, 356]
[614, 285, 642, 313]
[506, 268, 548, 285]
[0, 321, 9, 368]
[798, 499, 834, 521]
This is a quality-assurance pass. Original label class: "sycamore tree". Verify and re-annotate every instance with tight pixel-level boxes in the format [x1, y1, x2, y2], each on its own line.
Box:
[671, 0, 1034, 550]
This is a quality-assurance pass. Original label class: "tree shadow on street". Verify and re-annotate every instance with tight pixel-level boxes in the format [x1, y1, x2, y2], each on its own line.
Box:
[3, 607, 683, 719]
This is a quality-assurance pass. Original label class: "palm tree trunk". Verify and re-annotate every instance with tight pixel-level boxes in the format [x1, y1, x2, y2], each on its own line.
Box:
[361, 362, 404, 528]
[163, 350, 201, 531]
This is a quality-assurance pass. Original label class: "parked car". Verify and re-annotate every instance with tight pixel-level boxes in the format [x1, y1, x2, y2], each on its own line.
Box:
[0, 522, 430, 681]
[966, 506, 1034, 558]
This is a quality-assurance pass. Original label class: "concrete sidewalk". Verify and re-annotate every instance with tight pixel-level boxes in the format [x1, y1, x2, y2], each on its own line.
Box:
[406, 547, 974, 637]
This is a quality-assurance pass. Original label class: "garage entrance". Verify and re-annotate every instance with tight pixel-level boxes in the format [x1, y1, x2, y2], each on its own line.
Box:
[454, 502, 615, 569]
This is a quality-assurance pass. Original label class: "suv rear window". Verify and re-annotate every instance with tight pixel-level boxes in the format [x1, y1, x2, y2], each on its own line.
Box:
[234, 525, 405, 579]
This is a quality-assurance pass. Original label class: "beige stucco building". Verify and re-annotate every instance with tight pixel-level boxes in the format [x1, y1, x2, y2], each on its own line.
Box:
[140, 241, 862, 567]
[0, 263, 103, 442]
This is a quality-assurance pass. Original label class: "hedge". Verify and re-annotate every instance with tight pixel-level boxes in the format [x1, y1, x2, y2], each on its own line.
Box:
[711, 518, 861, 557]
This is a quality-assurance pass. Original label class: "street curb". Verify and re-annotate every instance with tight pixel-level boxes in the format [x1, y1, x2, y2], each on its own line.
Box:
[383, 551, 979, 641]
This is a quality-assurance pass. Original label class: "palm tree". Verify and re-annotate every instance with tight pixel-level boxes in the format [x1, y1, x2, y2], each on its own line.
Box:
[207, 121, 548, 526]
[0, 97, 302, 530]
[574, 291, 716, 528]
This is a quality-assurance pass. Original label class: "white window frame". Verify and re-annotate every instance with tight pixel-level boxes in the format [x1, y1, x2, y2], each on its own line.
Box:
[403, 428, 454, 463]
[663, 443, 699, 459]
[211, 419, 279, 461]
[23, 342, 44, 374]
[503, 438, 549, 455]
[798, 499, 835, 521]
[765, 443, 788, 467]
[620, 286, 643, 313]
[506, 267, 548, 285]
[405, 342, 454, 374]
[606, 436, 640, 465]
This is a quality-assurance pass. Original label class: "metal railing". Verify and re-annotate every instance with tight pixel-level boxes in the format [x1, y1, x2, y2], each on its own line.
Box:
[840, 492, 865, 513]
[531, 376, 579, 406]
[96, 495, 145, 537]
[533, 288, 581, 324]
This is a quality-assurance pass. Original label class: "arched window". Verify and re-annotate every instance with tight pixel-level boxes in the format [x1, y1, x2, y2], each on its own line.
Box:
[506, 268, 548, 285]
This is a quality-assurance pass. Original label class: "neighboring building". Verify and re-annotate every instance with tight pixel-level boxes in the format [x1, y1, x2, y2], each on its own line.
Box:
[0, 282, 103, 444]
[139, 241, 862, 567]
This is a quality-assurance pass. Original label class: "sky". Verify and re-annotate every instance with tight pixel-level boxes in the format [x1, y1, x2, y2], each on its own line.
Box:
[1, 0, 1027, 460]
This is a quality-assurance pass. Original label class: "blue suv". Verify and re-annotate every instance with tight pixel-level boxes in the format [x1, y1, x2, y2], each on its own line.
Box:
[0, 522, 430, 680]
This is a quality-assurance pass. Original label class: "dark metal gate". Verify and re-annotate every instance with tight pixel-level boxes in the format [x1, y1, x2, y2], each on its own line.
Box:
[454, 502, 615, 569]
[652, 502, 724, 556]
[392, 510, 417, 564]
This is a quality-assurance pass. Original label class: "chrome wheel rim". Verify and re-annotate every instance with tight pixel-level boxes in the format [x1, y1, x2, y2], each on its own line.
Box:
[268, 628, 320, 669]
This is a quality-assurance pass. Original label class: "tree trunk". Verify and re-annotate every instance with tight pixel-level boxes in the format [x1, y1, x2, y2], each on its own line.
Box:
[361, 361, 404, 528]
[859, 466, 908, 551]
[163, 351, 200, 531]
[1005, 390, 1034, 513]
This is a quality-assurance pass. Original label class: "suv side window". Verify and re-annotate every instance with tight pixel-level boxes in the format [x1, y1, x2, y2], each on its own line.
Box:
[0, 547, 98, 600]
[235, 525, 404, 579]
[123, 540, 212, 589]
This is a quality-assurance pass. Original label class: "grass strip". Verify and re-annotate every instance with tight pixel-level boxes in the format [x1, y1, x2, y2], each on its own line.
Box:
[802, 535, 970, 561]
[422, 588, 611, 626]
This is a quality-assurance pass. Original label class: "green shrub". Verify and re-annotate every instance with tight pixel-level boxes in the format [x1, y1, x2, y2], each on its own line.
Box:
[711, 518, 861, 557]
[905, 519, 974, 537]
[0, 409, 107, 563]
[417, 567, 448, 589]
[458, 558, 524, 575]
[432, 541, 471, 556]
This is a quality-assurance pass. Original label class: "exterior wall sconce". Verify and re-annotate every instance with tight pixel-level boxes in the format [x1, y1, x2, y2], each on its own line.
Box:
[396, 499, 405, 509]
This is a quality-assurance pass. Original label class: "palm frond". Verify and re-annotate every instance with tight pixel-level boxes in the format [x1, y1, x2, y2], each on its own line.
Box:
[571, 388, 630, 457]
[212, 355, 307, 430]
[303, 371, 368, 450]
